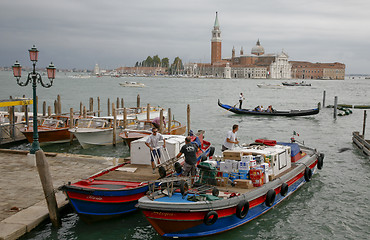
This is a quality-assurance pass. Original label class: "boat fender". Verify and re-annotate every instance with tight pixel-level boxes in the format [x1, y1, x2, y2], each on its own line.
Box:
[204, 211, 218, 225]
[209, 146, 215, 157]
[265, 189, 276, 207]
[212, 187, 219, 197]
[236, 200, 249, 219]
[280, 183, 289, 197]
[317, 153, 324, 170]
[174, 162, 182, 174]
[304, 167, 312, 182]
[158, 166, 166, 179]
[180, 180, 189, 196]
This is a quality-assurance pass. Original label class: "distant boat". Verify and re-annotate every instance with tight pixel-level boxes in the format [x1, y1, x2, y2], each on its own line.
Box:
[257, 84, 284, 89]
[119, 81, 145, 87]
[282, 81, 311, 86]
[218, 99, 320, 117]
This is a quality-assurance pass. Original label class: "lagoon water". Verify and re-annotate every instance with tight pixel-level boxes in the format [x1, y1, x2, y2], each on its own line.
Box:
[1, 71, 369, 239]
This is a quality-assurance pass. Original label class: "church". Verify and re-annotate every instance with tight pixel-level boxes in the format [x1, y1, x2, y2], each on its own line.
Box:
[185, 12, 345, 80]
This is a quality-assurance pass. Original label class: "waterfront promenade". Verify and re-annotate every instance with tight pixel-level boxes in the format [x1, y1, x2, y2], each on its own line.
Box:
[0, 149, 119, 240]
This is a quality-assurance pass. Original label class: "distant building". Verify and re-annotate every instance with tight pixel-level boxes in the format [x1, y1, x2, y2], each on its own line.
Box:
[93, 64, 100, 75]
[116, 66, 167, 76]
[290, 61, 345, 80]
[189, 12, 344, 80]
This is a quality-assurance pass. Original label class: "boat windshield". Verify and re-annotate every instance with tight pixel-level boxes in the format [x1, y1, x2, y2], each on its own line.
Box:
[90, 120, 108, 128]
[42, 119, 63, 128]
[76, 119, 91, 128]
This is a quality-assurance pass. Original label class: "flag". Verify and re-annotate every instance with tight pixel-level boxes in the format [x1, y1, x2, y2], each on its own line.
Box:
[293, 131, 299, 136]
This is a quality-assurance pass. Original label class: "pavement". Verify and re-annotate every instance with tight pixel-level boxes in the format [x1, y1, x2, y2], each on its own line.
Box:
[0, 149, 123, 240]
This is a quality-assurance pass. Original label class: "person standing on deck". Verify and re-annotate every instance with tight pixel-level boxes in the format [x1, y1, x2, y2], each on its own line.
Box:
[239, 93, 245, 109]
[151, 116, 166, 129]
[145, 128, 166, 174]
[176, 136, 199, 185]
[222, 124, 239, 152]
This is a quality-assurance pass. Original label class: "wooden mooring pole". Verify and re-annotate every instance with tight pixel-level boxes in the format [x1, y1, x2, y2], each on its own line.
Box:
[137, 94, 140, 113]
[147, 104, 150, 121]
[363, 110, 367, 138]
[187, 104, 191, 135]
[43, 101, 46, 116]
[168, 108, 172, 134]
[322, 90, 326, 108]
[112, 103, 117, 146]
[70, 108, 74, 144]
[334, 96, 338, 119]
[97, 97, 101, 117]
[107, 98, 111, 116]
[35, 150, 61, 227]
[159, 109, 164, 133]
[57, 95, 61, 114]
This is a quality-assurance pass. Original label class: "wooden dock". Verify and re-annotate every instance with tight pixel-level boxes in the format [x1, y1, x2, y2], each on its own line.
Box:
[352, 132, 370, 156]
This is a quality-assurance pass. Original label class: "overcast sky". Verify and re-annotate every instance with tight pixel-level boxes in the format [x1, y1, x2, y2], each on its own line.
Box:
[1, 0, 369, 74]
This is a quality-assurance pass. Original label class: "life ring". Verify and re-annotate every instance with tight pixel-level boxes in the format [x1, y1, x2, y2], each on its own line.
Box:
[204, 211, 218, 225]
[212, 187, 219, 197]
[174, 162, 182, 174]
[280, 183, 289, 197]
[209, 146, 215, 157]
[317, 153, 324, 170]
[265, 189, 276, 207]
[180, 180, 188, 196]
[236, 200, 249, 219]
[304, 167, 312, 182]
[158, 166, 166, 179]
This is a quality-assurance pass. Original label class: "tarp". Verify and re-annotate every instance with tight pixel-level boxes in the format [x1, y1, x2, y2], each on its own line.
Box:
[277, 142, 301, 157]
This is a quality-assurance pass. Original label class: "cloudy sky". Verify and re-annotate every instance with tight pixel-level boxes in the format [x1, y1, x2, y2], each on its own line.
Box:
[1, 0, 369, 74]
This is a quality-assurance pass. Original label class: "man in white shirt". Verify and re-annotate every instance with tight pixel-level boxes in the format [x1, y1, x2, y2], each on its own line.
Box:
[222, 124, 239, 152]
[145, 128, 166, 173]
[239, 93, 245, 109]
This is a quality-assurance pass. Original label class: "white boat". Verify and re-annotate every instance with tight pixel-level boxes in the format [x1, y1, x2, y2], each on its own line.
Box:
[70, 107, 167, 148]
[119, 81, 145, 87]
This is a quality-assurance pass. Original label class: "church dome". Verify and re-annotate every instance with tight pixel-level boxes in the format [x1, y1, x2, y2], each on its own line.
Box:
[251, 39, 264, 56]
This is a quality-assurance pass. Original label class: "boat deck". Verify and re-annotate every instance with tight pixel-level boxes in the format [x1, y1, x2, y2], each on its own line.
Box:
[96, 163, 161, 182]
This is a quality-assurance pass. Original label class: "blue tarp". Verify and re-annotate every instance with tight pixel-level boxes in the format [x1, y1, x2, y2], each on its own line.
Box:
[277, 142, 300, 157]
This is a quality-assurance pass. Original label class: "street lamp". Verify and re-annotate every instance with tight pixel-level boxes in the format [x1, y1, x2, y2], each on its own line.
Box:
[12, 45, 56, 154]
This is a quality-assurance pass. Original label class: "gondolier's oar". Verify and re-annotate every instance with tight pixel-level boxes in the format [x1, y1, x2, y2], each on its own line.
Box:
[224, 102, 239, 113]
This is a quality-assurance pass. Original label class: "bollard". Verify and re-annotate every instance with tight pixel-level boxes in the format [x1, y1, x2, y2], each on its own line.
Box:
[35, 150, 61, 227]
[323, 90, 326, 108]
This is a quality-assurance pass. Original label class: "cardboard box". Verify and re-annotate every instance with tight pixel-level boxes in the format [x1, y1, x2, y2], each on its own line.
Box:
[249, 169, 264, 180]
[216, 177, 228, 187]
[233, 179, 254, 189]
[223, 150, 242, 160]
[252, 179, 264, 187]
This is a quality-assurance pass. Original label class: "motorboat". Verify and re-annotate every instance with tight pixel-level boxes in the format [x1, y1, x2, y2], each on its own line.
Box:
[119, 81, 145, 87]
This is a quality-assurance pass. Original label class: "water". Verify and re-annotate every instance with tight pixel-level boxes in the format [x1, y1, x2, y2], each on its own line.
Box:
[1, 71, 370, 239]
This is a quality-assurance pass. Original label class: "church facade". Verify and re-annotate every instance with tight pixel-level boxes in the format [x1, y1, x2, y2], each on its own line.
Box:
[185, 12, 345, 80]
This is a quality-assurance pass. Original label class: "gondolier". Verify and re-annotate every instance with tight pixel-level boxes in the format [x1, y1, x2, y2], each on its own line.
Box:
[145, 128, 166, 173]
[239, 93, 245, 109]
[222, 124, 239, 151]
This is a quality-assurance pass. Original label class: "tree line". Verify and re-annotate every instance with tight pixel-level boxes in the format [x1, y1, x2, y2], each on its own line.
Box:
[134, 55, 184, 74]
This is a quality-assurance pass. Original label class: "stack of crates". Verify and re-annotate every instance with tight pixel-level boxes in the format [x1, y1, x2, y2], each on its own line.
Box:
[197, 162, 217, 185]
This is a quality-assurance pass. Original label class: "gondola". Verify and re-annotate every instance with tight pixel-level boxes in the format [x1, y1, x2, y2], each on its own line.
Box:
[218, 99, 319, 117]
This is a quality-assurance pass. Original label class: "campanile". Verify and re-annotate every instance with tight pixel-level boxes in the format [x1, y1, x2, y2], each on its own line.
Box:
[211, 12, 222, 64]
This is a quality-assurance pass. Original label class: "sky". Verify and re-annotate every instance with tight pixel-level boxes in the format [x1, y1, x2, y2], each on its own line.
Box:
[1, 0, 370, 74]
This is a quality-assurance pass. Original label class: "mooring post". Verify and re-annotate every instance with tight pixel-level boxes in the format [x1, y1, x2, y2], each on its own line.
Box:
[187, 104, 191, 135]
[48, 106, 52, 117]
[57, 95, 61, 114]
[147, 103, 150, 121]
[89, 97, 93, 115]
[79, 102, 82, 116]
[107, 98, 111, 116]
[334, 96, 338, 119]
[35, 150, 61, 227]
[116, 97, 119, 109]
[121, 98, 124, 109]
[97, 97, 101, 117]
[323, 90, 326, 108]
[112, 103, 117, 146]
[123, 107, 127, 129]
[83, 106, 87, 118]
[159, 109, 164, 133]
[54, 100, 57, 114]
[363, 110, 367, 138]
[43, 101, 46, 116]
[69, 108, 74, 144]
[25, 104, 29, 129]
[137, 94, 140, 113]
[168, 108, 172, 134]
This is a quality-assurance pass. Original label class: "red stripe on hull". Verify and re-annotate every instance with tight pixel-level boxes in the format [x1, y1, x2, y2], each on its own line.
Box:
[67, 191, 145, 203]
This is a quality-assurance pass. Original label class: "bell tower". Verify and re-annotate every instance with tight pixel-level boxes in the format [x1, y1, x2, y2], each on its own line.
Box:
[211, 12, 222, 64]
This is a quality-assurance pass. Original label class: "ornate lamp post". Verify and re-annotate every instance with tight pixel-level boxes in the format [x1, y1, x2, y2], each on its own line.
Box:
[12, 45, 56, 154]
